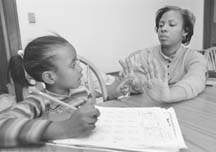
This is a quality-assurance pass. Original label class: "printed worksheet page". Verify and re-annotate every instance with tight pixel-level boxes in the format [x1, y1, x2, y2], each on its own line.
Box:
[53, 106, 186, 152]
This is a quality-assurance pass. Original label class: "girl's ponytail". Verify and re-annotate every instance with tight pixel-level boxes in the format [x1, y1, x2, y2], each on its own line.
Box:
[8, 54, 31, 102]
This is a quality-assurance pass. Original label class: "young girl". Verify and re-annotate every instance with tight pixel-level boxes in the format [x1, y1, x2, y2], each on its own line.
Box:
[120, 6, 207, 103]
[8, 50, 131, 103]
[2, 35, 133, 147]
[0, 35, 102, 147]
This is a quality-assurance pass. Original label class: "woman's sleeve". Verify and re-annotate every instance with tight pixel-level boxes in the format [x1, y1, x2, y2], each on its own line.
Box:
[173, 52, 207, 99]
[0, 94, 51, 147]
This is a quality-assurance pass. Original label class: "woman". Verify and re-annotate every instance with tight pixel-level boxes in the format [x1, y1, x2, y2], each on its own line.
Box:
[121, 6, 207, 103]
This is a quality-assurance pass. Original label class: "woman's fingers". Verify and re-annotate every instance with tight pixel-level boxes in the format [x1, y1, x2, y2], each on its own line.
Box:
[139, 52, 148, 75]
[147, 55, 155, 79]
[162, 64, 168, 82]
[125, 58, 133, 74]
[136, 52, 153, 89]
[152, 58, 160, 79]
[120, 53, 166, 90]
[119, 59, 129, 75]
[119, 59, 126, 75]
[119, 58, 135, 78]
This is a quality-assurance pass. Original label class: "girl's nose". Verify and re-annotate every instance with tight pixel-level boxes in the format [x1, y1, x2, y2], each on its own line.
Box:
[76, 60, 82, 72]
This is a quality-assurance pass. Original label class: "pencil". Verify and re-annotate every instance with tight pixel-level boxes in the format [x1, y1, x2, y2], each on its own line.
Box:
[31, 88, 79, 110]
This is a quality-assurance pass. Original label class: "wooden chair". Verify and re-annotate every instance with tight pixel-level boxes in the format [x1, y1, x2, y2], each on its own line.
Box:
[204, 47, 216, 86]
[204, 47, 216, 72]
[78, 56, 108, 101]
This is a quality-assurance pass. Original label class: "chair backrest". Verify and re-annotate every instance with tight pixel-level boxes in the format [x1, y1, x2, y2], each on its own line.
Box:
[78, 56, 108, 101]
[204, 47, 216, 71]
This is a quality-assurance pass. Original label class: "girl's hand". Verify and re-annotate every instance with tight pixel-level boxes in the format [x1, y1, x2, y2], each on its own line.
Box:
[143, 56, 171, 102]
[116, 76, 134, 96]
[106, 76, 134, 99]
[43, 103, 100, 140]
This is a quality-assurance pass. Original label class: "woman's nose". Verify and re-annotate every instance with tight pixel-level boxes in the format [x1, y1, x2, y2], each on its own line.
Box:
[160, 24, 168, 32]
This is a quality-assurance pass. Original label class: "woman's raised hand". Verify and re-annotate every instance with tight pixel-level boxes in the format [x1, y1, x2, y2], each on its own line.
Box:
[142, 55, 171, 102]
[119, 52, 172, 102]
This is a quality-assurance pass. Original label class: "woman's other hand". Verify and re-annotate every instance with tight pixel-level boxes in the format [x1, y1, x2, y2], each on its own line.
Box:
[119, 58, 145, 93]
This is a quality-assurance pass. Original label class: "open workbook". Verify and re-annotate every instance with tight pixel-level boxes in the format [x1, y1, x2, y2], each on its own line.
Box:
[52, 106, 187, 152]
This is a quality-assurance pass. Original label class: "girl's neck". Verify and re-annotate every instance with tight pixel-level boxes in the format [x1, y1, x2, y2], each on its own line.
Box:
[161, 43, 181, 57]
[46, 85, 70, 96]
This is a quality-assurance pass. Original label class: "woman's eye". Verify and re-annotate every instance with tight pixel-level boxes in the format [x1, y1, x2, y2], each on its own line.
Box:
[159, 23, 164, 28]
[169, 22, 176, 27]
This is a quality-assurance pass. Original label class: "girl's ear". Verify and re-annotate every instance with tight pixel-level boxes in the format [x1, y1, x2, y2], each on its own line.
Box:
[182, 28, 188, 37]
[182, 29, 187, 41]
[183, 32, 187, 37]
[41, 71, 56, 84]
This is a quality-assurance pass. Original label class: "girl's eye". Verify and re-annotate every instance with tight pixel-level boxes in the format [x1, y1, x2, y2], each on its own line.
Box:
[70, 62, 76, 69]
[71, 63, 76, 68]
[70, 59, 79, 69]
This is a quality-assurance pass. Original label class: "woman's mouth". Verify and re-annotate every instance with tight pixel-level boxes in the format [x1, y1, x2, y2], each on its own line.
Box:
[159, 35, 169, 40]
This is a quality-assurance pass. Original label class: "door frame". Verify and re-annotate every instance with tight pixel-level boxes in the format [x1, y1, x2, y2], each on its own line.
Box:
[0, 0, 22, 85]
[203, 0, 215, 49]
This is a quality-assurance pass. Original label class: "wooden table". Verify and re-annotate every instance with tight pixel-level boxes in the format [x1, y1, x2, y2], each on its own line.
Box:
[98, 87, 216, 152]
[1, 86, 216, 152]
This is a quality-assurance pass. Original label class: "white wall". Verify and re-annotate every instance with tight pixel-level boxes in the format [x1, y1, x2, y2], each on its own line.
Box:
[16, 0, 204, 73]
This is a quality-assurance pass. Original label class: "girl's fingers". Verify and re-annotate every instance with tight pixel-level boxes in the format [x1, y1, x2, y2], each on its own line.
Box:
[71, 99, 87, 107]
[118, 77, 133, 95]
[120, 85, 130, 95]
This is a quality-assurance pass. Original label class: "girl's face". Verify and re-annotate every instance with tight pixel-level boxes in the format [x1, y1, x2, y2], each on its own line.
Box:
[157, 10, 187, 47]
[51, 44, 82, 93]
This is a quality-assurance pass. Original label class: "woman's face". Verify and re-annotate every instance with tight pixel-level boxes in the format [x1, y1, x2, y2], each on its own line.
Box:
[157, 10, 187, 47]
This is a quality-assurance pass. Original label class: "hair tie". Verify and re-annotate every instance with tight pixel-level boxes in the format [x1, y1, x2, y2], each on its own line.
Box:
[17, 50, 24, 58]
[17, 49, 36, 86]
